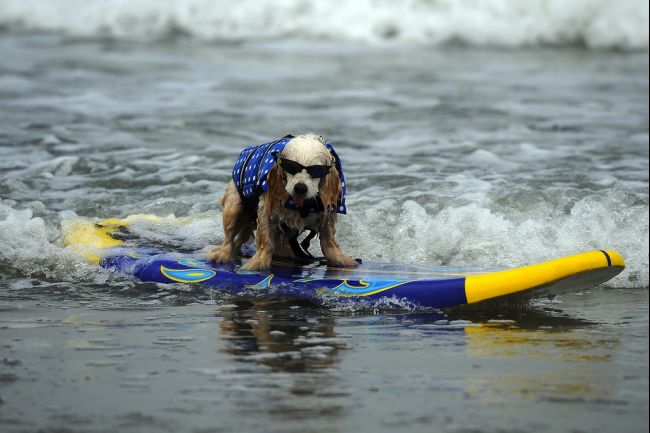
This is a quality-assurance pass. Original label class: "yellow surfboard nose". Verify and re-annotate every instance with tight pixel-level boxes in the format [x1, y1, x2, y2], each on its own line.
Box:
[61, 219, 125, 264]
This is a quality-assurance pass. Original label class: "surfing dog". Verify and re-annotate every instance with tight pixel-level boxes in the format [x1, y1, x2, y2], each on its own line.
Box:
[207, 133, 358, 271]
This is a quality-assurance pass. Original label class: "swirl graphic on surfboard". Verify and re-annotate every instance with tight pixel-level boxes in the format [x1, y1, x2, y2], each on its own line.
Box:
[293, 277, 409, 296]
[332, 279, 408, 296]
[160, 266, 216, 283]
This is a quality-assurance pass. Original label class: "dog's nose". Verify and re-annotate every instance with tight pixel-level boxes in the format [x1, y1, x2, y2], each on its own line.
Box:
[293, 183, 308, 195]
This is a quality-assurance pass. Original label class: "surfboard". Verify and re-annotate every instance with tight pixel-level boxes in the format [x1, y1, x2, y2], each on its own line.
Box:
[62, 216, 625, 308]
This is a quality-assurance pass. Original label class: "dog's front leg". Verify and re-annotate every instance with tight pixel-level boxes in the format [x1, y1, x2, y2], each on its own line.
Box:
[207, 181, 243, 263]
[241, 197, 274, 271]
[320, 215, 358, 268]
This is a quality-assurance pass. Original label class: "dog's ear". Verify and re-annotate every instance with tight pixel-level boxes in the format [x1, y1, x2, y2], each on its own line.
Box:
[266, 164, 288, 210]
[319, 166, 342, 212]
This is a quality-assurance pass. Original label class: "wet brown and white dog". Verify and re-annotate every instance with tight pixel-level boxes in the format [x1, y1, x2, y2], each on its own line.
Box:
[207, 134, 358, 271]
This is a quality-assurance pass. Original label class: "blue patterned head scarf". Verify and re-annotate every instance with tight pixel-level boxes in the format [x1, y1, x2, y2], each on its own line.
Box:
[231, 135, 347, 214]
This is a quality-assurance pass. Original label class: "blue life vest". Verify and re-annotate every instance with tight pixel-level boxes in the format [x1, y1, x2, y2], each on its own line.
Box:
[231, 135, 347, 215]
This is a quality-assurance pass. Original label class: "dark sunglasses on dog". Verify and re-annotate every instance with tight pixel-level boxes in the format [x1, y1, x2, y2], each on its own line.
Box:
[277, 158, 332, 178]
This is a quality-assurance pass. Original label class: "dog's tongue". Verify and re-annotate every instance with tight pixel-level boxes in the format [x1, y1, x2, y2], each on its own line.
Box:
[293, 195, 305, 208]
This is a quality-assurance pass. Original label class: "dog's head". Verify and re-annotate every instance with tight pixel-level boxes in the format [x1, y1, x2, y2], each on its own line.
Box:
[274, 133, 340, 210]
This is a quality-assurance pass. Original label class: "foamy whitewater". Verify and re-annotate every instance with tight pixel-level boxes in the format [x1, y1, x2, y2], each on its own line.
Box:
[0, 0, 648, 49]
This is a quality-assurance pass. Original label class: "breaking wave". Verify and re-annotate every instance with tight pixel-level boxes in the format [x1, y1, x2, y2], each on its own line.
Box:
[0, 0, 647, 49]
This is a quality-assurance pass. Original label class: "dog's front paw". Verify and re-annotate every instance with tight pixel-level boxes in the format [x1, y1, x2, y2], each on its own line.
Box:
[206, 246, 234, 263]
[327, 254, 359, 268]
[240, 254, 272, 271]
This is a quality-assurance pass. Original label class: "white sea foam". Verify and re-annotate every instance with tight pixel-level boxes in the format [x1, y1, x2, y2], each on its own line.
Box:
[0, 0, 647, 49]
[1, 185, 647, 289]
[339, 192, 649, 289]
[0, 202, 109, 281]
[1, 191, 648, 289]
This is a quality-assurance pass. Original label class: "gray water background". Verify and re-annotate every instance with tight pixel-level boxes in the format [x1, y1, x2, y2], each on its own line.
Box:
[0, 33, 648, 432]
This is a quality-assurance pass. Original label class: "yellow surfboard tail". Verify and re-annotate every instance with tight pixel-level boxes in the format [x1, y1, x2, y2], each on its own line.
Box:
[465, 250, 625, 304]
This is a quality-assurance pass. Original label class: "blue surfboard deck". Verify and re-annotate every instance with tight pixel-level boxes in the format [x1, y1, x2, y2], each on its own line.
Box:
[101, 247, 482, 308]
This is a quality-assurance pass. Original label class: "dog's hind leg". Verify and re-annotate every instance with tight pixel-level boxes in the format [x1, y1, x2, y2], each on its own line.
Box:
[207, 181, 244, 263]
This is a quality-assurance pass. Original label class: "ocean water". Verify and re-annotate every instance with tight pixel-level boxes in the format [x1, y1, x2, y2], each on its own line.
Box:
[0, 1, 649, 432]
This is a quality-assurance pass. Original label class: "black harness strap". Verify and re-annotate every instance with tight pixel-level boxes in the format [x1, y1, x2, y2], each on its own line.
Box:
[281, 224, 317, 259]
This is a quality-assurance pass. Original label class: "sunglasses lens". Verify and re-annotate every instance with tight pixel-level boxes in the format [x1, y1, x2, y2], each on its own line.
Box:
[280, 159, 301, 175]
[307, 166, 328, 178]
